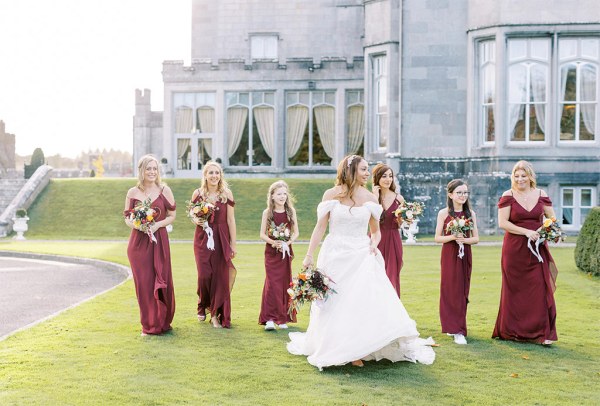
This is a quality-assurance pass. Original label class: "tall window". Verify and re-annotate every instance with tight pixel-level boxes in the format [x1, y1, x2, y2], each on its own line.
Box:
[286, 91, 336, 167]
[174, 93, 215, 171]
[508, 38, 550, 142]
[346, 90, 365, 155]
[559, 38, 598, 142]
[371, 55, 388, 150]
[479, 40, 496, 143]
[561, 187, 595, 228]
[227, 92, 274, 167]
[251, 35, 278, 60]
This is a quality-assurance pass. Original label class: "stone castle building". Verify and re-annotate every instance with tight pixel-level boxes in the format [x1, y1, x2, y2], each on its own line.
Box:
[0, 120, 16, 175]
[133, 0, 600, 233]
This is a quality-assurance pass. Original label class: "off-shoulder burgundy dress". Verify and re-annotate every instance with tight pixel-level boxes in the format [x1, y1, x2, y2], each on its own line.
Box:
[193, 197, 237, 328]
[259, 211, 297, 325]
[377, 198, 403, 297]
[439, 211, 472, 336]
[126, 192, 176, 335]
[493, 193, 558, 343]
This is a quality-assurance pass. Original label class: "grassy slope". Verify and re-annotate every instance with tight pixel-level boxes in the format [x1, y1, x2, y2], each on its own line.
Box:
[0, 242, 598, 405]
[23, 178, 333, 240]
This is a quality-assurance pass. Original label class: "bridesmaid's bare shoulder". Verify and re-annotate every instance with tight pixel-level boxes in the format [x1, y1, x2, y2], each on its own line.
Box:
[127, 186, 141, 199]
[437, 207, 449, 217]
[538, 188, 549, 197]
[162, 185, 175, 205]
[501, 189, 513, 197]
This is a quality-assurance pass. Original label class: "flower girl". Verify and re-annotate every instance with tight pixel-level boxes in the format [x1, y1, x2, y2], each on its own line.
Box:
[258, 180, 299, 331]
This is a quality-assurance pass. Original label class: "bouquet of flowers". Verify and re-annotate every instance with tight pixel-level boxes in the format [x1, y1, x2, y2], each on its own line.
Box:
[445, 215, 474, 259]
[268, 221, 292, 259]
[124, 198, 159, 243]
[187, 200, 218, 250]
[528, 217, 566, 262]
[393, 201, 425, 226]
[287, 266, 336, 316]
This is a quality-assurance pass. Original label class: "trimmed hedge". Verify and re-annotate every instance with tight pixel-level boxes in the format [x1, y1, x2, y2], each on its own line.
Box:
[574, 206, 600, 276]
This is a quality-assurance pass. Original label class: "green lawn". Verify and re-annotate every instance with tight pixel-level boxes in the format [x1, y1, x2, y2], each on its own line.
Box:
[23, 178, 333, 240]
[0, 242, 598, 405]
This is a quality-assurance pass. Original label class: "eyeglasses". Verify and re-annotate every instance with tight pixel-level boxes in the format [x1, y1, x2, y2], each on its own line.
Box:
[455, 192, 470, 196]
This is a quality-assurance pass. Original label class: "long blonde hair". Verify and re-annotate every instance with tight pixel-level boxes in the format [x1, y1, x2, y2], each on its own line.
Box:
[198, 161, 230, 203]
[511, 160, 537, 189]
[136, 154, 163, 190]
[335, 154, 364, 205]
[266, 180, 295, 228]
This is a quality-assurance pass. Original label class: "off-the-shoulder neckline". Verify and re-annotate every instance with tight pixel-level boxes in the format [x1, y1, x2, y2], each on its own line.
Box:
[320, 200, 379, 209]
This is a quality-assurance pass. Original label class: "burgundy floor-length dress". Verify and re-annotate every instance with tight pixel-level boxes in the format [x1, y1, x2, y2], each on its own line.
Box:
[493, 194, 558, 343]
[126, 192, 176, 335]
[439, 211, 472, 336]
[377, 198, 403, 297]
[259, 211, 297, 325]
[193, 197, 236, 328]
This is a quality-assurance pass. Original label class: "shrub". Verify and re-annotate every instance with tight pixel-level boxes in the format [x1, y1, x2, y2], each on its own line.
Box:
[15, 208, 28, 218]
[574, 206, 600, 276]
[24, 148, 46, 179]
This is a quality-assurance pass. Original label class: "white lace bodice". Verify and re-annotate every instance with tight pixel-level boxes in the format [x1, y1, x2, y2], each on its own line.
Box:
[317, 200, 383, 237]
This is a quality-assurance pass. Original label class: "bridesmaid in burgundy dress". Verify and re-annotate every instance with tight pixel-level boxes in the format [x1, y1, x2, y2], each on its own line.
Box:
[258, 180, 299, 331]
[191, 161, 237, 328]
[371, 163, 404, 297]
[434, 179, 479, 345]
[124, 155, 177, 336]
[493, 160, 558, 345]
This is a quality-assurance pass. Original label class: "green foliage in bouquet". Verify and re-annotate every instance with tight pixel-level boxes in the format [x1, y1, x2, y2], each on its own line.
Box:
[574, 206, 600, 276]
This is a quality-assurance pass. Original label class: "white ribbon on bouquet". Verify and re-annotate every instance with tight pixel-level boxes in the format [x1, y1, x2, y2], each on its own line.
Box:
[457, 242, 465, 259]
[280, 241, 291, 259]
[146, 229, 157, 244]
[202, 222, 215, 250]
[527, 237, 544, 262]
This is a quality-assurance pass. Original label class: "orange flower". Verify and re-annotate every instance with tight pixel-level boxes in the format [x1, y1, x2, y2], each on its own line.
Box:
[298, 273, 307, 281]
[202, 206, 209, 214]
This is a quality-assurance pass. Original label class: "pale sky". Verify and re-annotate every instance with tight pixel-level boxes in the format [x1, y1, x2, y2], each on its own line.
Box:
[0, 1, 191, 158]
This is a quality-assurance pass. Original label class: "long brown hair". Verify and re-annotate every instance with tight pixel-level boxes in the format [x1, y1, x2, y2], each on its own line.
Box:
[198, 161, 230, 203]
[446, 179, 472, 219]
[334, 154, 364, 206]
[372, 163, 397, 206]
[266, 180, 295, 229]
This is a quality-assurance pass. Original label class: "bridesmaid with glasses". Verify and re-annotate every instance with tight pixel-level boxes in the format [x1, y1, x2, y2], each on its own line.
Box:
[434, 179, 479, 345]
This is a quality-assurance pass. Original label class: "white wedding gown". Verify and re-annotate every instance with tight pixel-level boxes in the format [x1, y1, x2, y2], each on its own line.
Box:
[287, 200, 435, 370]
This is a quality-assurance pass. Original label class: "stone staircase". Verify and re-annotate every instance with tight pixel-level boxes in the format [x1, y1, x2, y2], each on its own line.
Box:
[0, 178, 28, 214]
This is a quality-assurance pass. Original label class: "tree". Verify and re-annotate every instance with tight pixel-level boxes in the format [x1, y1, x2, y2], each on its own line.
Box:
[24, 148, 45, 179]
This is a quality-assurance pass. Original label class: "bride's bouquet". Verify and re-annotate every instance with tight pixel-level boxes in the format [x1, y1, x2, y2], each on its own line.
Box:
[124, 197, 159, 243]
[187, 200, 218, 250]
[288, 266, 336, 316]
[393, 201, 425, 226]
[528, 217, 566, 262]
[268, 221, 292, 259]
[445, 216, 474, 259]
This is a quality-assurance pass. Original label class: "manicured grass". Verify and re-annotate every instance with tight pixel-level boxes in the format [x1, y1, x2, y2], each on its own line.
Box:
[23, 178, 333, 241]
[0, 242, 598, 405]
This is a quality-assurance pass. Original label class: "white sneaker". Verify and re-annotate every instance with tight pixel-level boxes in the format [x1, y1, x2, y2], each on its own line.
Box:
[264, 321, 276, 331]
[278, 323, 288, 329]
[453, 334, 467, 345]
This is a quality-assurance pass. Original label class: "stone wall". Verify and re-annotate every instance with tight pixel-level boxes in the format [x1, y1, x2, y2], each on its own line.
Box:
[0, 121, 16, 175]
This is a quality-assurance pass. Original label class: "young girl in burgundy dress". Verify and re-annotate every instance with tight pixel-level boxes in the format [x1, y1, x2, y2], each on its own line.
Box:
[434, 179, 479, 345]
[259, 180, 299, 331]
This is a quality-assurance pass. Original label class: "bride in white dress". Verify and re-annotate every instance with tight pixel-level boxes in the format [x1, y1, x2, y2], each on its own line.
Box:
[287, 155, 435, 370]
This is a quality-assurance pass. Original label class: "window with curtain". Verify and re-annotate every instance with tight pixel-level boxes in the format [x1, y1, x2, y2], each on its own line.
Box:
[479, 40, 496, 143]
[371, 54, 388, 150]
[173, 93, 216, 172]
[251, 35, 278, 60]
[507, 38, 549, 142]
[227, 92, 274, 167]
[559, 38, 598, 142]
[561, 187, 595, 228]
[346, 90, 365, 155]
[286, 91, 336, 167]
